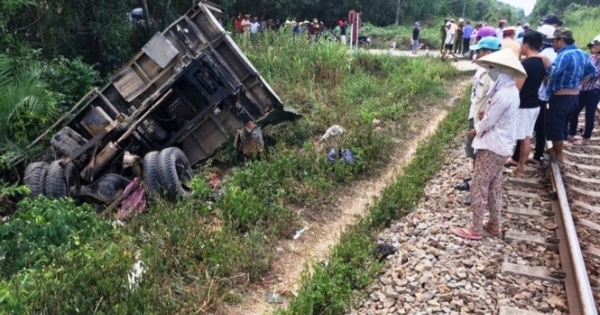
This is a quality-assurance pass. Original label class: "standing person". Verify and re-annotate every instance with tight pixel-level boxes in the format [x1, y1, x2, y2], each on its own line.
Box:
[516, 22, 525, 38]
[412, 22, 421, 55]
[454, 19, 464, 54]
[567, 35, 600, 145]
[464, 37, 502, 173]
[241, 14, 251, 39]
[454, 49, 526, 240]
[501, 27, 521, 57]
[496, 19, 507, 39]
[462, 20, 473, 55]
[442, 22, 458, 62]
[334, 20, 342, 41]
[234, 14, 243, 33]
[250, 17, 260, 34]
[440, 18, 449, 54]
[507, 31, 549, 176]
[545, 27, 596, 163]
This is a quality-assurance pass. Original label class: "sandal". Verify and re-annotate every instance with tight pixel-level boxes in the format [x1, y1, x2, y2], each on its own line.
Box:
[483, 221, 502, 236]
[504, 158, 518, 168]
[573, 138, 589, 146]
[504, 169, 524, 178]
[453, 227, 483, 240]
[526, 157, 543, 166]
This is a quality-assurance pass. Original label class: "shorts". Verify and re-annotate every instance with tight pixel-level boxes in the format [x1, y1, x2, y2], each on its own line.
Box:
[515, 107, 540, 139]
[445, 44, 453, 50]
[546, 95, 578, 142]
[465, 118, 476, 158]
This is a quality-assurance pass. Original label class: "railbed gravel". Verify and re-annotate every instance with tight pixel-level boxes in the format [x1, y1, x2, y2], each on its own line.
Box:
[350, 138, 568, 315]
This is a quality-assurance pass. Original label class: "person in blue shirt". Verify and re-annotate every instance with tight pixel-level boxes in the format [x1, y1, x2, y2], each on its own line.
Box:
[545, 27, 597, 164]
[462, 20, 473, 55]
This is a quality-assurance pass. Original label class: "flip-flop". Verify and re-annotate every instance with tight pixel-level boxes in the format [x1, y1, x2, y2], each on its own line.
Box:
[453, 227, 483, 240]
[483, 221, 502, 236]
[573, 139, 589, 146]
[526, 158, 543, 166]
[504, 159, 518, 168]
[504, 169, 524, 178]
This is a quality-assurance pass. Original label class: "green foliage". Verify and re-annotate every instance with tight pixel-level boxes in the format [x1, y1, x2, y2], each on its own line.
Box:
[277, 85, 471, 315]
[560, 4, 600, 49]
[0, 32, 460, 314]
[42, 56, 101, 107]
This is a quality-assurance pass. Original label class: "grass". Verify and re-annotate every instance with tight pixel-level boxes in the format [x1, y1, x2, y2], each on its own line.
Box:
[563, 4, 600, 50]
[0, 32, 460, 314]
[275, 86, 471, 315]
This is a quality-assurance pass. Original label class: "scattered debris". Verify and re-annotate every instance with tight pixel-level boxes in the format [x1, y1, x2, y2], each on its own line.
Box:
[372, 243, 396, 262]
[293, 227, 308, 240]
[127, 255, 146, 292]
[327, 148, 355, 164]
[116, 178, 147, 220]
[321, 125, 345, 140]
[266, 291, 284, 304]
[372, 118, 382, 126]
[453, 177, 471, 191]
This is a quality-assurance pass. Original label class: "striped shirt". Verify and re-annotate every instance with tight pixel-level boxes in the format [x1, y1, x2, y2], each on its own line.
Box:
[546, 45, 597, 98]
[581, 54, 600, 91]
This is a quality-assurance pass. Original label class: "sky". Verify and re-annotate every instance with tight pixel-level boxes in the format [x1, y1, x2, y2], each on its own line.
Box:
[497, 0, 537, 16]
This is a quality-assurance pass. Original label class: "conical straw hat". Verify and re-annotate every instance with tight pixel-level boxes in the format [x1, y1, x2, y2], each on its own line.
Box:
[474, 48, 527, 78]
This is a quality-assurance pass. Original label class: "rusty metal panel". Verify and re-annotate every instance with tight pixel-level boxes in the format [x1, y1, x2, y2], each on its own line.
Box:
[80, 106, 113, 136]
[142, 32, 179, 68]
[181, 115, 228, 165]
[111, 67, 147, 102]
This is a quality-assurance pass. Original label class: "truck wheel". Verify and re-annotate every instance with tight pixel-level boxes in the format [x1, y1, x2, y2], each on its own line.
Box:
[24, 162, 49, 197]
[157, 147, 193, 200]
[44, 160, 80, 198]
[143, 151, 161, 196]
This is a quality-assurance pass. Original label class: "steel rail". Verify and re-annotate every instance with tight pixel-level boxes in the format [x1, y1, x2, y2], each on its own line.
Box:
[547, 144, 597, 315]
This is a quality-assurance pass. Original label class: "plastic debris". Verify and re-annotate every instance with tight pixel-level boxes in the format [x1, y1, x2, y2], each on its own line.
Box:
[321, 125, 345, 140]
[327, 148, 355, 164]
[266, 291, 284, 304]
[116, 178, 147, 220]
[127, 255, 145, 291]
[293, 227, 308, 239]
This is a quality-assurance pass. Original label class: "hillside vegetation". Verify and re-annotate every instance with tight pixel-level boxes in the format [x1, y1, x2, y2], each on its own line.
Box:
[0, 32, 463, 314]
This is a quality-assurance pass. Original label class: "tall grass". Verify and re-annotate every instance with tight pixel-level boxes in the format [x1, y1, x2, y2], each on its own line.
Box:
[0, 32, 460, 314]
[563, 4, 600, 49]
[276, 86, 472, 315]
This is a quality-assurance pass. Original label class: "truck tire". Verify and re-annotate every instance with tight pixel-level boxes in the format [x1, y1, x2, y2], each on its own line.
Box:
[45, 161, 68, 198]
[157, 147, 193, 200]
[24, 162, 49, 197]
[143, 151, 161, 196]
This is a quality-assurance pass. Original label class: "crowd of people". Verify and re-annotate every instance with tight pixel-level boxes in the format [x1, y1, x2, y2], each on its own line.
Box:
[452, 14, 600, 240]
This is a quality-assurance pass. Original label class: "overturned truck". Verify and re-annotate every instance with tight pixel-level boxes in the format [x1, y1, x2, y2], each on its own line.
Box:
[23, 1, 300, 205]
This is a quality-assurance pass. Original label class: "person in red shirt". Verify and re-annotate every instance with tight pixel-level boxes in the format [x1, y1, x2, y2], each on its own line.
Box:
[234, 14, 243, 33]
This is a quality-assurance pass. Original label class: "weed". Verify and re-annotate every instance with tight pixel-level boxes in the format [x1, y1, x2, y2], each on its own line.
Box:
[277, 85, 471, 315]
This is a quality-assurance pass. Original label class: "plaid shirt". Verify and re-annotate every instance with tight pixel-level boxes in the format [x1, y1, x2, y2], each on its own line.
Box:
[582, 54, 600, 91]
[547, 45, 597, 98]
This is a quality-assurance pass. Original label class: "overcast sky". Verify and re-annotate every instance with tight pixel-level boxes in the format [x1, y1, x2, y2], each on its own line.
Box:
[497, 0, 537, 16]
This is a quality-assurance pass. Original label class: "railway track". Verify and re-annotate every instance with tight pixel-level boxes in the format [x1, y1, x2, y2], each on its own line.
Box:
[500, 112, 599, 315]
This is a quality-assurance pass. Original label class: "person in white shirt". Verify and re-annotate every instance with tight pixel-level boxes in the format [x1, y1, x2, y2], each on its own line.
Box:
[250, 17, 260, 34]
[454, 49, 526, 240]
[442, 22, 458, 62]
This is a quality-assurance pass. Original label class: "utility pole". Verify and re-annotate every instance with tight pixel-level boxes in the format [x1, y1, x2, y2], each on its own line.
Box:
[462, 0, 467, 18]
[141, 0, 151, 31]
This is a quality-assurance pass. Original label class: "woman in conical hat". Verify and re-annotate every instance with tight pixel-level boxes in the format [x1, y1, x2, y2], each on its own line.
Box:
[454, 49, 525, 240]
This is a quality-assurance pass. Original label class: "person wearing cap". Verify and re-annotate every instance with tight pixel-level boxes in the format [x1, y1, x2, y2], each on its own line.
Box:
[516, 22, 525, 38]
[543, 14, 563, 28]
[567, 35, 600, 146]
[454, 49, 525, 240]
[496, 19, 507, 39]
[501, 26, 521, 57]
[546, 27, 597, 164]
[412, 22, 421, 55]
[464, 37, 502, 169]
[442, 22, 458, 62]
[462, 20, 473, 55]
[506, 31, 550, 177]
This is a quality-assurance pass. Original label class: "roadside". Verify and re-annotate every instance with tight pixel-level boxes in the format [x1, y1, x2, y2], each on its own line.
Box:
[366, 49, 478, 72]
[226, 78, 473, 315]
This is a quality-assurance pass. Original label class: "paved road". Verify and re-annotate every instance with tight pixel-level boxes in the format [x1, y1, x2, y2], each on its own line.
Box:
[365, 49, 478, 72]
